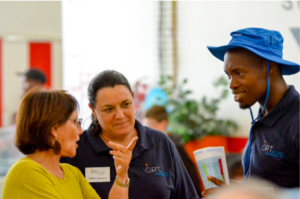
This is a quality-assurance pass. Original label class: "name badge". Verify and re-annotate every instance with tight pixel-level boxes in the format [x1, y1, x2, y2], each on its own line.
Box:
[85, 167, 110, 183]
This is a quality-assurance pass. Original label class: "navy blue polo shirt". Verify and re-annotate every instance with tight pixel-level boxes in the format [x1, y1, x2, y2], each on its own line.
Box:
[242, 86, 299, 188]
[61, 120, 199, 199]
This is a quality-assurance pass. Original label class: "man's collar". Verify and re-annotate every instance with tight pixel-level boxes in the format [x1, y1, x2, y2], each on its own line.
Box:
[86, 119, 153, 154]
[257, 85, 299, 127]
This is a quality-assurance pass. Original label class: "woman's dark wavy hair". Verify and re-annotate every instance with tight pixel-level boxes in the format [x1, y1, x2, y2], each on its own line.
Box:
[16, 88, 79, 155]
[88, 70, 133, 135]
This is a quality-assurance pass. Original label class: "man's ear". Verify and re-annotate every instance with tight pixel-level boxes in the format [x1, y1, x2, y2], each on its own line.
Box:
[161, 120, 168, 130]
[268, 61, 279, 75]
[132, 92, 135, 98]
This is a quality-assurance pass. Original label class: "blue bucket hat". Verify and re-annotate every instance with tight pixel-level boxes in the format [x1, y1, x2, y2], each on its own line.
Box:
[207, 27, 300, 75]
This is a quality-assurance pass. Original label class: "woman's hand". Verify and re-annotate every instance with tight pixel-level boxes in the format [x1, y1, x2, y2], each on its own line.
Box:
[108, 137, 138, 182]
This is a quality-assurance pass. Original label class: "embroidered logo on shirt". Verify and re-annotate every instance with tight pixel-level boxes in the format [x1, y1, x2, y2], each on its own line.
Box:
[144, 163, 169, 179]
[260, 140, 283, 160]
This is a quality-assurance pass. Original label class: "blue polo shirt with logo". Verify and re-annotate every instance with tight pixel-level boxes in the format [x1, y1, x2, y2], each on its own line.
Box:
[242, 86, 299, 188]
[61, 120, 199, 199]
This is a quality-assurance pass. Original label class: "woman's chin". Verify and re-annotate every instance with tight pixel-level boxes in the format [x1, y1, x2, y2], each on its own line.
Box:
[62, 151, 76, 158]
[67, 153, 76, 158]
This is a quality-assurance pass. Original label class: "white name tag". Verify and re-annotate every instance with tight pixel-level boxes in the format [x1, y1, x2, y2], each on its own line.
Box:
[85, 167, 110, 183]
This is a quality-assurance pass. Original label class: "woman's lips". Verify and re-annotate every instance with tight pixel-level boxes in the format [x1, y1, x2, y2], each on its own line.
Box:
[114, 121, 128, 128]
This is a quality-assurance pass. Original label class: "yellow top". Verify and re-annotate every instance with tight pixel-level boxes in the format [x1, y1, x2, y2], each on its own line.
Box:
[2, 157, 100, 199]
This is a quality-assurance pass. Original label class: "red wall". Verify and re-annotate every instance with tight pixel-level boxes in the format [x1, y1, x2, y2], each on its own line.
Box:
[0, 42, 51, 127]
[0, 40, 2, 127]
[29, 43, 52, 88]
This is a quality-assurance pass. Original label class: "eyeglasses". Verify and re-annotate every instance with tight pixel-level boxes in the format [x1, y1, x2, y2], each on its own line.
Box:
[69, 118, 83, 127]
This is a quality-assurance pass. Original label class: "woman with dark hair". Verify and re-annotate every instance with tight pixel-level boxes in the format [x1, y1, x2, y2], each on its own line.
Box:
[3, 88, 135, 199]
[61, 70, 199, 199]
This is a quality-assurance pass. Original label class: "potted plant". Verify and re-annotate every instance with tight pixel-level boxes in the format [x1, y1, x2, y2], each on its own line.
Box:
[156, 75, 239, 192]
[158, 75, 238, 154]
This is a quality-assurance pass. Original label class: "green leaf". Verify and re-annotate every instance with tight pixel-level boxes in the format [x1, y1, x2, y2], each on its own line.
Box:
[221, 89, 229, 99]
[159, 75, 239, 143]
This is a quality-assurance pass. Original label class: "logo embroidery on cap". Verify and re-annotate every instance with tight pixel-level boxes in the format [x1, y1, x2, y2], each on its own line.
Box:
[261, 140, 283, 160]
[144, 163, 169, 180]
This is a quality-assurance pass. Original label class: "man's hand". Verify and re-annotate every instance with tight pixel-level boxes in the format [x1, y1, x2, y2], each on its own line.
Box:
[201, 176, 227, 197]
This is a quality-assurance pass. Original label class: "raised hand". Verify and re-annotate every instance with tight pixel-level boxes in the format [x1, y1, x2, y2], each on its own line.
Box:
[108, 137, 138, 180]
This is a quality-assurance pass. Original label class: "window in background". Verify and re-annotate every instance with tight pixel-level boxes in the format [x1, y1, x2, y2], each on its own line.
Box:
[62, 1, 159, 128]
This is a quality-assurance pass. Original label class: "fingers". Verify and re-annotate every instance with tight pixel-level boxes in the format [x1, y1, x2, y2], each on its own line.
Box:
[112, 155, 128, 167]
[109, 150, 128, 160]
[107, 141, 125, 151]
[207, 176, 226, 186]
[201, 191, 206, 198]
[107, 136, 138, 152]
[107, 137, 138, 177]
[126, 137, 138, 151]
[201, 187, 218, 197]
[202, 176, 228, 197]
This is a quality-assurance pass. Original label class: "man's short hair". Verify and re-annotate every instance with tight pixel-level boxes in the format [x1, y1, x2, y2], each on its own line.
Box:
[145, 105, 168, 122]
[20, 68, 46, 84]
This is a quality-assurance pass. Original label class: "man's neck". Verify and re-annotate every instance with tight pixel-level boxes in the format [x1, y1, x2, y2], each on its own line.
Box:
[260, 81, 289, 116]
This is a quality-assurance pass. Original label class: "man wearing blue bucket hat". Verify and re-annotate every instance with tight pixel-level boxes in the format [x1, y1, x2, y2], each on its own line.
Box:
[204, 27, 299, 192]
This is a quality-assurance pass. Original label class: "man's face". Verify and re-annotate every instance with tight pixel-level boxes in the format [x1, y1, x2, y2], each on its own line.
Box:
[224, 49, 268, 109]
[143, 117, 168, 133]
[22, 78, 42, 96]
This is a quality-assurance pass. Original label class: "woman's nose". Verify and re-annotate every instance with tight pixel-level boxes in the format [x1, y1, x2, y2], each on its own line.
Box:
[78, 127, 83, 135]
[115, 108, 125, 118]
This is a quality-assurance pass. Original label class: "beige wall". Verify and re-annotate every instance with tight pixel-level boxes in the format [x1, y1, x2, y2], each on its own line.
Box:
[0, 1, 61, 37]
[176, 1, 300, 137]
[0, 1, 62, 127]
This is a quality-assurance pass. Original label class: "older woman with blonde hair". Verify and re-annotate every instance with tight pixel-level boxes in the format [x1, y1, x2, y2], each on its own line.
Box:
[3, 88, 137, 199]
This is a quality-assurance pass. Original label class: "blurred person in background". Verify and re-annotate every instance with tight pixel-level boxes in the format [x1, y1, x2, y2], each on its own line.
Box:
[203, 27, 299, 196]
[61, 70, 199, 199]
[143, 105, 203, 197]
[18, 68, 47, 97]
[0, 69, 47, 173]
[9, 68, 47, 126]
[3, 88, 134, 199]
